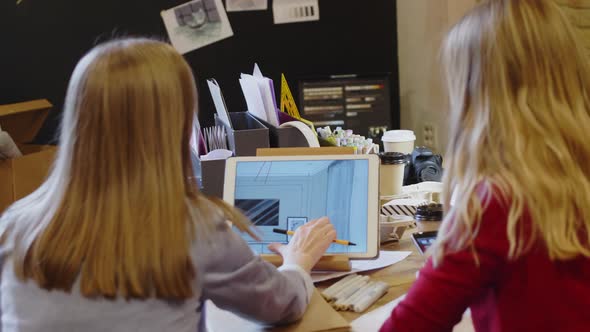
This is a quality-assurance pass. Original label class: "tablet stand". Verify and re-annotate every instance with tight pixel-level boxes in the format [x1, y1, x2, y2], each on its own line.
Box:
[263, 254, 351, 272]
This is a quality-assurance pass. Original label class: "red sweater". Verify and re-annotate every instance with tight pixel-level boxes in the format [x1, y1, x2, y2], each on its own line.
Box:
[380, 193, 590, 332]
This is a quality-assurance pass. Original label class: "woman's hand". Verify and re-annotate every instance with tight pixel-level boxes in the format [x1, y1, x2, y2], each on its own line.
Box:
[267, 217, 337, 273]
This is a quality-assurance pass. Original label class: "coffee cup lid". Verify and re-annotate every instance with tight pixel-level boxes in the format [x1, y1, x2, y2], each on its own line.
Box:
[382, 130, 416, 143]
[415, 203, 443, 221]
[378, 152, 407, 165]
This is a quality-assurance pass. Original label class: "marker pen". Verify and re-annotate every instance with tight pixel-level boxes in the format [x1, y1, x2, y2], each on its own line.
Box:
[341, 280, 376, 310]
[331, 275, 364, 302]
[323, 275, 362, 300]
[333, 278, 369, 309]
[352, 281, 389, 312]
[333, 276, 369, 303]
[322, 274, 357, 300]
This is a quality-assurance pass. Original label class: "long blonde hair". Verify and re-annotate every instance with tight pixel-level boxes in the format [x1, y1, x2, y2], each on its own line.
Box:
[435, 0, 590, 263]
[0, 38, 250, 300]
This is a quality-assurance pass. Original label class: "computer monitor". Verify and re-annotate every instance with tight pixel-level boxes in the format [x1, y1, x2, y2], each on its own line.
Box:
[298, 73, 395, 146]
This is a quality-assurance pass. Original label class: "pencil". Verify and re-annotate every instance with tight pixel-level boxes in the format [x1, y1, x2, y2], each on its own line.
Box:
[272, 228, 357, 246]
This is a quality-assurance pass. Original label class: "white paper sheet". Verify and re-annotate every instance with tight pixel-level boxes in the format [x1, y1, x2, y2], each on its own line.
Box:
[161, 0, 233, 54]
[350, 295, 404, 331]
[240, 74, 268, 122]
[251, 64, 279, 126]
[226, 0, 267, 12]
[311, 251, 412, 283]
[200, 149, 232, 161]
[207, 79, 232, 129]
[273, 0, 319, 24]
[253, 63, 264, 77]
[350, 295, 474, 332]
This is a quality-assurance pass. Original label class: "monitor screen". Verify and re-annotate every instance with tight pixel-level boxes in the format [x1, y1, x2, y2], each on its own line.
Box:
[233, 159, 370, 255]
[298, 74, 394, 147]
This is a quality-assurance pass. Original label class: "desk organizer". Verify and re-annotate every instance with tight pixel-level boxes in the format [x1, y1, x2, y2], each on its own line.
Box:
[215, 112, 269, 157]
[200, 158, 225, 199]
[253, 112, 310, 148]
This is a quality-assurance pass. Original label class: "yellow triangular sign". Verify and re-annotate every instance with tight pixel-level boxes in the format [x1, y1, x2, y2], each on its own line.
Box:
[280, 74, 301, 119]
[280, 74, 316, 134]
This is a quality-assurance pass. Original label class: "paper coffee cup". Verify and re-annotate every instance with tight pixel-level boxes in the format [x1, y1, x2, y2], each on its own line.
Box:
[379, 152, 406, 197]
[382, 130, 416, 154]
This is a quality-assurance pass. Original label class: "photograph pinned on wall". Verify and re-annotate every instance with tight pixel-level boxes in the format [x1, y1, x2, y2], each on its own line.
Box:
[161, 0, 233, 54]
[273, 0, 319, 24]
[226, 0, 267, 12]
[234, 199, 280, 226]
[287, 217, 308, 232]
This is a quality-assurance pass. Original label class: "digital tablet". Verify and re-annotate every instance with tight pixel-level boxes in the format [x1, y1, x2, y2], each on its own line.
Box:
[223, 154, 380, 259]
[411, 231, 438, 255]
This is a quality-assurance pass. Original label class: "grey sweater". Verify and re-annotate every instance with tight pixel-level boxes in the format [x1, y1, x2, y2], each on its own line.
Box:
[0, 220, 313, 332]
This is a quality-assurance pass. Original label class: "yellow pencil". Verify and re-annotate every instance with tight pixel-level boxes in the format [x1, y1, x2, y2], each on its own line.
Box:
[273, 228, 357, 246]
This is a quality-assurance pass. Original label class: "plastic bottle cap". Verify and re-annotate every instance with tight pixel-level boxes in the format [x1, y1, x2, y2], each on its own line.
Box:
[382, 130, 416, 143]
[378, 152, 407, 165]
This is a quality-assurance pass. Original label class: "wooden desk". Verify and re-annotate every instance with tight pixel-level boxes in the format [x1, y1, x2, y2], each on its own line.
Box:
[317, 221, 440, 322]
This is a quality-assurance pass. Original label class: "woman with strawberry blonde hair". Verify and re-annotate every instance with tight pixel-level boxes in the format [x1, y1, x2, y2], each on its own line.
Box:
[381, 1, 590, 331]
[0, 38, 336, 331]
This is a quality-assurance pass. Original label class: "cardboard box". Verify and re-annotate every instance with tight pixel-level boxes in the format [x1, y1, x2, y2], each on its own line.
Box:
[0, 99, 56, 212]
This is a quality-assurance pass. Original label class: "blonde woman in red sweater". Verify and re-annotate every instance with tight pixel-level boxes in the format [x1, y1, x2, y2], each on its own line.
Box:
[381, 1, 590, 331]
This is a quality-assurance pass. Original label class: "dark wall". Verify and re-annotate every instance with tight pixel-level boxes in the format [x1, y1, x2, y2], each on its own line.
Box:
[0, 0, 399, 144]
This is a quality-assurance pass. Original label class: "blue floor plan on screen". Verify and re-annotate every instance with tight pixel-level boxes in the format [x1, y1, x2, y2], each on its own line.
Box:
[233, 159, 369, 254]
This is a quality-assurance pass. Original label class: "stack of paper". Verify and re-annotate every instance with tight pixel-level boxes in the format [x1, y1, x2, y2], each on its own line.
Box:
[239, 64, 279, 127]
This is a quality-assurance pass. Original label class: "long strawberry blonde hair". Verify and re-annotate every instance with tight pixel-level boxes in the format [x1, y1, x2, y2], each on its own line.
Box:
[0, 38, 250, 300]
[434, 0, 590, 263]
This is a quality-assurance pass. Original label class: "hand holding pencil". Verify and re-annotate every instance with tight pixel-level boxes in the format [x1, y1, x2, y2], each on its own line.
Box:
[272, 228, 356, 246]
[267, 217, 336, 273]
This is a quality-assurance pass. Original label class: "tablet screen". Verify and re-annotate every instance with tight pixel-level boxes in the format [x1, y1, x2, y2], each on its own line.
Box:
[412, 231, 438, 254]
[415, 236, 436, 253]
[232, 159, 369, 255]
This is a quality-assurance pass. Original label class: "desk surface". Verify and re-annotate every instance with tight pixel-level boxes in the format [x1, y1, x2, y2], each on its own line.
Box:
[317, 221, 440, 323]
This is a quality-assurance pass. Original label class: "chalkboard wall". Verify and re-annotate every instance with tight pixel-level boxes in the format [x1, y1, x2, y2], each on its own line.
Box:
[0, 0, 399, 144]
